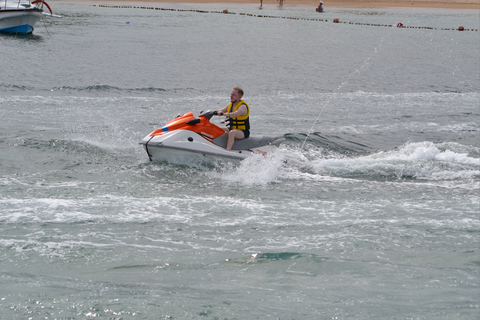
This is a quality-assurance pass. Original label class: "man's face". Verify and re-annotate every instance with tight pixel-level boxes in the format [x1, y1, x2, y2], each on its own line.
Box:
[230, 90, 241, 103]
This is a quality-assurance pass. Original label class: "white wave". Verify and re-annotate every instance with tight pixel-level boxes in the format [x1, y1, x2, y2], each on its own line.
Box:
[217, 150, 291, 185]
[216, 145, 347, 185]
[311, 141, 480, 181]
[371, 141, 479, 165]
[219, 141, 479, 184]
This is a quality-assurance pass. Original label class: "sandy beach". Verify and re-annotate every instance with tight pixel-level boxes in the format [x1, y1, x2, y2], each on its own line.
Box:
[88, 0, 480, 10]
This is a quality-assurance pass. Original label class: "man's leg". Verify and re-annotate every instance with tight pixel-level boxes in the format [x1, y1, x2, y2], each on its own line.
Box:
[226, 129, 245, 151]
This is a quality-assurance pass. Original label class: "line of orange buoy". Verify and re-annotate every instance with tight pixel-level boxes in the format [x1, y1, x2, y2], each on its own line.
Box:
[93, 5, 478, 32]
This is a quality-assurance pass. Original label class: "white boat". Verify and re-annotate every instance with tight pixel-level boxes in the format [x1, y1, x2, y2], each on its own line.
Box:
[0, 0, 60, 34]
[140, 110, 284, 162]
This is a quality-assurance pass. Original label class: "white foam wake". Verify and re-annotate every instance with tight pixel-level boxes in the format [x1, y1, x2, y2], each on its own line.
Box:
[220, 141, 480, 185]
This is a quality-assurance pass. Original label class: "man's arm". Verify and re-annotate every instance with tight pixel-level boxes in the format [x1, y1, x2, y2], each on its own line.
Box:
[216, 105, 229, 115]
[225, 104, 247, 118]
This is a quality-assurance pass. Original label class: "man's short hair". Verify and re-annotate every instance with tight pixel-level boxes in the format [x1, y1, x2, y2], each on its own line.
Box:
[233, 87, 244, 97]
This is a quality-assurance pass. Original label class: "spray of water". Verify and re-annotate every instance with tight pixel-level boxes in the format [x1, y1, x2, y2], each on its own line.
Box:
[301, 35, 389, 150]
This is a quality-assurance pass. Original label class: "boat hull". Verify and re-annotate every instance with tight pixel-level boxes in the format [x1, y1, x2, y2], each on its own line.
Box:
[0, 9, 43, 34]
[140, 130, 282, 163]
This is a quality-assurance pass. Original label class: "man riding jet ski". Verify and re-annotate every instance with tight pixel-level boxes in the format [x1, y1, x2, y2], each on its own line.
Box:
[140, 88, 284, 162]
[213, 87, 251, 151]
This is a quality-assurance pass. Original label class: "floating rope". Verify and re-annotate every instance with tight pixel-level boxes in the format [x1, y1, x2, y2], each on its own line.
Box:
[93, 4, 478, 32]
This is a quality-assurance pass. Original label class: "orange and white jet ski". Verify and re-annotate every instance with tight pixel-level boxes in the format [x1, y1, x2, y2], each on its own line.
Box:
[140, 110, 284, 162]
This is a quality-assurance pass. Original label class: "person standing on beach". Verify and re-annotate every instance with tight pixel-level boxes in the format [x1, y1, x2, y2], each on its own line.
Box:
[215, 87, 250, 151]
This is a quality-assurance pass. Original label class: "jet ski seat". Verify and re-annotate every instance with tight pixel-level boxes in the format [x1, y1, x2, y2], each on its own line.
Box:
[212, 133, 284, 151]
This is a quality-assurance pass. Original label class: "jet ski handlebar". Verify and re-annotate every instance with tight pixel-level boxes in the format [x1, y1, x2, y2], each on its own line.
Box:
[199, 110, 217, 120]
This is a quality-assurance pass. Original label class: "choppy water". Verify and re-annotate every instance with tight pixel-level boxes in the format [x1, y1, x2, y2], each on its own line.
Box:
[1, 2, 479, 319]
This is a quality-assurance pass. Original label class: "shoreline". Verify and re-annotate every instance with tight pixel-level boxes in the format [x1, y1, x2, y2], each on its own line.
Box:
[83, 0, 480, 10]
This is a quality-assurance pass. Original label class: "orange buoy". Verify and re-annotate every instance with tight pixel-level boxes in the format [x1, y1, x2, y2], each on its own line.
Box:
[458, 26, 464, 31]
[397, 22, 403, 27]
[333, 18, 339, 23]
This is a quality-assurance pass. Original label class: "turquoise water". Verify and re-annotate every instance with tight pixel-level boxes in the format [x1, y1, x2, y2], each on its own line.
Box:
[0, 2, 479, 319]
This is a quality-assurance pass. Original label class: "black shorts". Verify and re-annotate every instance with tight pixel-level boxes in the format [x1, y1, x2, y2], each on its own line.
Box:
[242, 130, 250, 139]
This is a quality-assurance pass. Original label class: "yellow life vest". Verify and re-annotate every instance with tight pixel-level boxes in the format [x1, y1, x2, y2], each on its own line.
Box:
[227, 100, 250, 130]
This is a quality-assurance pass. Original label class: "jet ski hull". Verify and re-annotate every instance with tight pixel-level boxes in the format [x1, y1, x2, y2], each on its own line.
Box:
[139, 111, 284, 163]
[141, 130, 282, 162]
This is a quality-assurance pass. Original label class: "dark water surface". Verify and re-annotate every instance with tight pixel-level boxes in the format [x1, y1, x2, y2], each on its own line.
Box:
[1, 2, 479, 319]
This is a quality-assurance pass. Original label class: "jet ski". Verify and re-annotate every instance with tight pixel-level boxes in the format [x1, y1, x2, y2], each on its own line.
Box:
[140, 110, 284, 162]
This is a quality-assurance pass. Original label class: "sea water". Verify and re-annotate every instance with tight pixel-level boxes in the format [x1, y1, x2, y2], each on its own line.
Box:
[0, 1, 479, 319]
